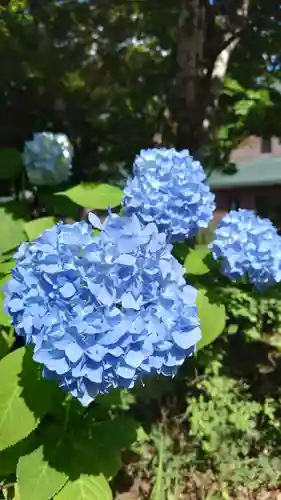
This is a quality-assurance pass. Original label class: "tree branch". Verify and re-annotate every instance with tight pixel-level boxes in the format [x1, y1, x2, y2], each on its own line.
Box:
[212, 0, 251, 87]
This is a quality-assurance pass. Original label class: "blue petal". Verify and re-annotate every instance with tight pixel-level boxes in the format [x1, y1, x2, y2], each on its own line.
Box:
[116, 364, 136, 379]
[124, 350, 146, 368]
[65, 342, 84, 363]
[59, 282, 76, 298]
[88, 212, 103, 229]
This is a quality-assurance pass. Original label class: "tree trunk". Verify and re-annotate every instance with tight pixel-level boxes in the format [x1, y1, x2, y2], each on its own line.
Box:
[169, 0, 250, 156]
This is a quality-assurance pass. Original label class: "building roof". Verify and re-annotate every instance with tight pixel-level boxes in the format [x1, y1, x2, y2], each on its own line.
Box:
[208, 156, 281, 189]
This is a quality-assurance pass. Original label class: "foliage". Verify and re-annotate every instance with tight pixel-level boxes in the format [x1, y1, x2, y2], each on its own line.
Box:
[57, 183, 123, 210]
[221, 286, 281, 339]
[0, 345, 139, 499]
[0, 164, 228, 499]
[1, 180, 281, 497]
[196, 289, 226, 351]
[132, 348, 281, 499]
[0, 178, 143, 498]
[186, 357, 281, 492]
[0, 206, 26, 255]
[1, 1, 281, 498]
[1, 0, 281, 183]
[184, 246, 211, 276]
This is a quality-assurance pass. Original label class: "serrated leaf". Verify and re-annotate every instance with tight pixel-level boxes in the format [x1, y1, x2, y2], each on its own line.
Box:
[184, 246, 211, 275]
[0, 148, 23, 179]
[17, 446, 68, 500]
[24, 217, 56, 241]
[0, 347, 58, 451]
[55, 474, 112, 500]
[0, 433, 38, 476]
[15, 395, 137, 500]
[196, 289, 226, 351]
[0, 207, 26, 254]
[72, 415, 137, 479]
[86, 417, 138, 478]
[58, 183, 123, 209]
[26, 410, 137, 500]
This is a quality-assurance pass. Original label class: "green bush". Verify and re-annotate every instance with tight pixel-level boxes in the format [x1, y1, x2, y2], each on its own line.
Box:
[221, 286, 281, 339]
[133, 350, 281, 499]
[186, 357, 281, 492]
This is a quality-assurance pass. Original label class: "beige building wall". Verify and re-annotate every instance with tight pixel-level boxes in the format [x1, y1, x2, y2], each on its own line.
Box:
[230, 136, 281, 163]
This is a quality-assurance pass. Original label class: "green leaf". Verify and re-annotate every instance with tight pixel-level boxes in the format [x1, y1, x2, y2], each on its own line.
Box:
[14, 394, 137, 500]
[10, 484, 20, 500]
[234, 99, 254, 116]
[196, 289, 226, 351]
[55, 475, 112, 500]
[36, 409, 136, 500]
[224, 78, 245, 95]
[38, 191, 79, 219]
[0, 207, 26, 254]
[0, 347, 58, 451]
[17, 445, 68, 500]
[0, 148, 23, 179]
[172, 242, 189, 263]
[0, 433, 38, 476]
[88, 417, 137, 478]
[24, 217, 56, 241]
[0, 330, 10, 359]
[0, 259, 15, 275]
[4, 201, 32, 223]
[184, 246, 211, 275]
[0, 275, 12, 327]
[58, 183, 123, 209]
[95, 389, 122, 409]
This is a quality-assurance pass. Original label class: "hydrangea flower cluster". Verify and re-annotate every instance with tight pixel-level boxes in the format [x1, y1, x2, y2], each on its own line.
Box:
[210, 209, 281, 289]
[4, 212, 201, 405]
[23, 132, 73, 186]
[123, 148, 215, 243]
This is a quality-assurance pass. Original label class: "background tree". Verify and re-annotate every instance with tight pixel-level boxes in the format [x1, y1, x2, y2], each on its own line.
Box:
[1, 0, 281, 182]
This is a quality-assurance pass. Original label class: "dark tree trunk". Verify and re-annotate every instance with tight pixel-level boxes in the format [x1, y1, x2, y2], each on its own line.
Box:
[167, 0, 250, 156]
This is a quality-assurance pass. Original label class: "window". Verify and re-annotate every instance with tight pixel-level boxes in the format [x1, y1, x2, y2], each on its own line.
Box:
[261, 137, 272, 153]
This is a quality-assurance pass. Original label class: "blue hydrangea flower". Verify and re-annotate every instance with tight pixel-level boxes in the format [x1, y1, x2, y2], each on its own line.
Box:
[4, 212, 201, 406]
[210, 209, 281, 289]
[23, 132, 73, 186]
[122, 148, 215, 242]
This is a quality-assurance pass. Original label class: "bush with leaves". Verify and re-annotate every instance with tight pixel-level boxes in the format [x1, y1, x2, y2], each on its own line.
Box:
[221, 286, 281, 339]
[1, 145, 281, 500]
[128, 343, 281, 499]
[185, 356, 281, 493]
